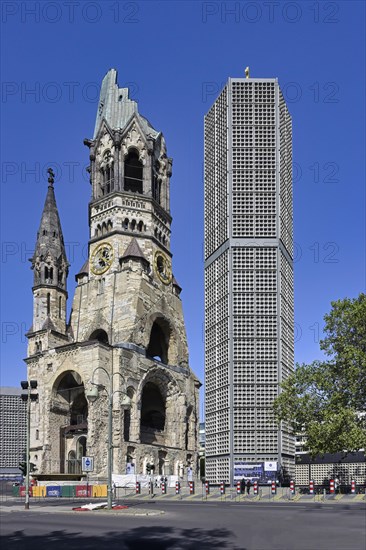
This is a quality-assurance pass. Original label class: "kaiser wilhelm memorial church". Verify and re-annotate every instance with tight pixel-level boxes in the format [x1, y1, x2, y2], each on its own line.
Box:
[25, 69, 200, 480]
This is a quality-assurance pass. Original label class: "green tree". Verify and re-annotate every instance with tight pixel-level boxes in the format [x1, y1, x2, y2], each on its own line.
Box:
[273, 293, 366, 456]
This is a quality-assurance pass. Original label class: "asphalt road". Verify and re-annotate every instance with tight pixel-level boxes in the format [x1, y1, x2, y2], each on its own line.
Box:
[1, 500, 365, 550]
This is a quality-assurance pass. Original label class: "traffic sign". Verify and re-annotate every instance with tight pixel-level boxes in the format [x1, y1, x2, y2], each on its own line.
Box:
[82, 456, 94, 472]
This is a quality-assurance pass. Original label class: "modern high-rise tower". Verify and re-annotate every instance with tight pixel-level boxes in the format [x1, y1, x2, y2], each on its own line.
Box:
[204, 75, 294, 485]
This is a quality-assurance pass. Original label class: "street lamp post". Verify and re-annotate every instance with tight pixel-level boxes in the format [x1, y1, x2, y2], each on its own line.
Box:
[20, 380, 38, 510]
[86, 367, 131, 510]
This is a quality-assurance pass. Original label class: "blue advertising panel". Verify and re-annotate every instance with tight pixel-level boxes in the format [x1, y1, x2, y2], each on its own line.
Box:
[234, 462, 264, 481]
[46, 485, 61, 497]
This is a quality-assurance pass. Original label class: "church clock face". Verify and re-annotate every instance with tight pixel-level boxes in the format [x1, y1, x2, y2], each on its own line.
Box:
[154, 250, 172, 285]
[90, 242, 114, 275]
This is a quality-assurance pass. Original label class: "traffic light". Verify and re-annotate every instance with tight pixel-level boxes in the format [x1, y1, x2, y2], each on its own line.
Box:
[19, 460, 37, 476]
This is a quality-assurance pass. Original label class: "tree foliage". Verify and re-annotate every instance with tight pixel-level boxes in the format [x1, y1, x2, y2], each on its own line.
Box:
[273, 293, 366, 455]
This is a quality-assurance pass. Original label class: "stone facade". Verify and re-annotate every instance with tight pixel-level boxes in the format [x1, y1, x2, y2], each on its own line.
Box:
[25, 69, 200, 479]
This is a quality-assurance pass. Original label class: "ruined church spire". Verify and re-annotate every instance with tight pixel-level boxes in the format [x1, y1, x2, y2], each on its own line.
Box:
[31, 169, 69, 291]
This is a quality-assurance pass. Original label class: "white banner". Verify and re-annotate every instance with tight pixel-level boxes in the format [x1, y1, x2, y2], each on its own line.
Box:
[264, 461, 277, 472]
[112, 473, 179, 488]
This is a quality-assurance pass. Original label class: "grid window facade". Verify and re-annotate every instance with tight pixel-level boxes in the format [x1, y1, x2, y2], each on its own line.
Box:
[204, 78, 295, 484]
[0, 389, 27, 468]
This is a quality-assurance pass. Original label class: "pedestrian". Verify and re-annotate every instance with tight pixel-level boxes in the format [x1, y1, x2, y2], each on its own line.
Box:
[240, 478, 245, 494]
[246, 479, 251, 495]
[335, 477, 340, 494]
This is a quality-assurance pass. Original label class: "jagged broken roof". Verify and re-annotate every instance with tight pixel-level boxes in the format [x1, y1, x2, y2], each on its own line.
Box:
[93, 68, 159, 139]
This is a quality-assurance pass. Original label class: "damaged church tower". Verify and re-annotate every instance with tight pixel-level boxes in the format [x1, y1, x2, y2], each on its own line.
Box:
[25, 69, 200, 479]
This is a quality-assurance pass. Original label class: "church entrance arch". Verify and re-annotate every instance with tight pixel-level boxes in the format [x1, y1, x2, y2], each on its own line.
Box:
[52, 370, 88, 474]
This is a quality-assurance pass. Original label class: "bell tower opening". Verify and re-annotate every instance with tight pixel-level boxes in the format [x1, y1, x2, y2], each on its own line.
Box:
[124, 149, 143, 194]
[146, 320, 169, 363]
[89, 329, 109, 344]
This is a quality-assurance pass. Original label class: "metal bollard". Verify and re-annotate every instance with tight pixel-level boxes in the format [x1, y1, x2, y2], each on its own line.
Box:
[290, 480, 295, 495]
[330, 479, 335, 494]
[271, 481, 276, 495]
[175, 481, 180, 495]
[161, 482, 166, 494]
[309, 480, 314, 495]
[236, 481, 241, 495]
[189, 481, 195, 495]
[253, 481, 258, 495]
[205, 480, 209, 495]
[220, 481, 225, 495]
[351, 480, 356, 494]
[136, 481, 141, 495]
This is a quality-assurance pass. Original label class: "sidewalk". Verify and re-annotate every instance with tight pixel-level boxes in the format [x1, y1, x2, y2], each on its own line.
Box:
[1, 487, 364, 511]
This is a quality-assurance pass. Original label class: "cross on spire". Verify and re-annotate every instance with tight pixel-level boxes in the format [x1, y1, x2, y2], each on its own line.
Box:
[47, 168, 55, 187]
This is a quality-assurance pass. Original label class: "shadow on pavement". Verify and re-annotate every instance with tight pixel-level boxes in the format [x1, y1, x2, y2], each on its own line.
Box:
[3, 526, 245, 550]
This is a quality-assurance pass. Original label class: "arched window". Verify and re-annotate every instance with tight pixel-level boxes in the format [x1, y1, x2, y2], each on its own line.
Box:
[89, 329, 109, 344]
[137, 221, 143, 232]
[58, 296, 62, 318]
[77, 436, 87, 459]
[124, 149, 143, 194]
[68, 450, 77, 474]
[47, 293, 50, 315]
[140, 382, 165, 432]
[123, 218, 129, 230]
[153, 176, 159, 203]
[130, 219, 136, 231]
[124, 409, 131, 441]
[146, 320, 170, 364]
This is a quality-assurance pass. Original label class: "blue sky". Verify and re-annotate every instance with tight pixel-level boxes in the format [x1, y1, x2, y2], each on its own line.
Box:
[1, 1, 365, 411]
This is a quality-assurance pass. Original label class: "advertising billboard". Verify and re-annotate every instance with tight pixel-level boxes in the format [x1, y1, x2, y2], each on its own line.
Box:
[234, 461, 278, 483]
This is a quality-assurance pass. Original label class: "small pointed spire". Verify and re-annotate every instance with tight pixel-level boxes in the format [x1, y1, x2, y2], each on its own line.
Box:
[31, 176, 69, 289]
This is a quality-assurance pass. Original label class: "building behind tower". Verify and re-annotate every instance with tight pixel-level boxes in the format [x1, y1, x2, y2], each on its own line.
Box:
[204, 76, 294, 485]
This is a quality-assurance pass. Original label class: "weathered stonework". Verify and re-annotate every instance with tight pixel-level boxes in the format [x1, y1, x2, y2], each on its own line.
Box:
[25, 69, 200, 480]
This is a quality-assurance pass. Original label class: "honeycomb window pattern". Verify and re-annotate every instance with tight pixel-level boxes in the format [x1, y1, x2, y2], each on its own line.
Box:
[204, 79, 294, 482]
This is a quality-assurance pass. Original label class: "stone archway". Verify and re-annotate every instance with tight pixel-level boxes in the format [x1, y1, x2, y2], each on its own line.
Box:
[140, 382, 165, 444]
[51, 370, 88, 474]
[138, 368, 182, 449]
